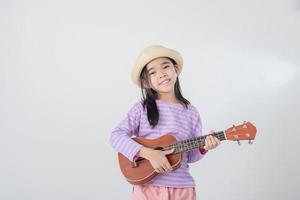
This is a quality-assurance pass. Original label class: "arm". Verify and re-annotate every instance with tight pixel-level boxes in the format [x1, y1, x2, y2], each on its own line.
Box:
[109, 102, 174, 173]
[109, 102, 143, 162]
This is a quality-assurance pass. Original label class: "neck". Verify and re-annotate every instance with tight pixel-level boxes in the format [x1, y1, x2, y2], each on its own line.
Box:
[167, 131, 226, 154]
[158, 93, 177, 104]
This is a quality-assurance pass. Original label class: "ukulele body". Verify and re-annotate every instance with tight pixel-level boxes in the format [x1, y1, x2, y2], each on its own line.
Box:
[118, 134, 182, 185]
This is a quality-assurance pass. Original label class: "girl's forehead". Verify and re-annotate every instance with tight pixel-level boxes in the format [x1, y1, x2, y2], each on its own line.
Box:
[146, 57, 171, 70]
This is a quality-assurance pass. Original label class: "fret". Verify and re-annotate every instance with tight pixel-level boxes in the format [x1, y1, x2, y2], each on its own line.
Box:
[170, 131, 225, 154]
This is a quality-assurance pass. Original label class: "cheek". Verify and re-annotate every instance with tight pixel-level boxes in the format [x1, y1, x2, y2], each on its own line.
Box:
[150, 75, 158, 82]
[167, 68, 176, 76]
[148, 76, 157, 87]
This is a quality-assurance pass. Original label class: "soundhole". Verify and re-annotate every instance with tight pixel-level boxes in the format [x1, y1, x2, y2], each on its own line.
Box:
[154, 146, 164, 150]
[132, 146, 165, 168]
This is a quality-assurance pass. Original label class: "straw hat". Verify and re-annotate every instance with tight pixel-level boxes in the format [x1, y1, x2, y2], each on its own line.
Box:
[131, 45, 183, 87]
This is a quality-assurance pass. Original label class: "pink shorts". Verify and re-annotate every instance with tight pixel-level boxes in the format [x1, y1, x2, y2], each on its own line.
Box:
[131, 185, 196, 200]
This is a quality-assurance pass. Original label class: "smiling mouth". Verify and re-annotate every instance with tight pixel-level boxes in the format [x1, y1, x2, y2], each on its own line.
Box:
[159, 79, 171, 85]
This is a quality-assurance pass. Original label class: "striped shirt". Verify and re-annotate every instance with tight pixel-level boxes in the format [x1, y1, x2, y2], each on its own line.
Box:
[109, 99, 206, 188]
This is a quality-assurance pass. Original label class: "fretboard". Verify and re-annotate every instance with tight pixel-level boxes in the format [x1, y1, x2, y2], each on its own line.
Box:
[169, 131, 226, 154]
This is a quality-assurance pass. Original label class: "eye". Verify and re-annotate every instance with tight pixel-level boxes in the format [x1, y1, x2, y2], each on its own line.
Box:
[149, 71, 156, 75]
[163, 65, 170, 69]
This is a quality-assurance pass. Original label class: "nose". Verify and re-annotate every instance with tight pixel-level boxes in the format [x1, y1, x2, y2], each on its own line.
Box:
[159, 71, 167, 79]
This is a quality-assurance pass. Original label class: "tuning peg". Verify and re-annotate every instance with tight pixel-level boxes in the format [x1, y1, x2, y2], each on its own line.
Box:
[232, 124, 236, 132]
[245, 133, 253, 144]
[243, 121, 247, 128]
[234, 135, 241, 145]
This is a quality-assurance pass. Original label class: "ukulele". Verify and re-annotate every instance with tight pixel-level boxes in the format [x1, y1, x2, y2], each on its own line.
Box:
[118, 121, 257, 185]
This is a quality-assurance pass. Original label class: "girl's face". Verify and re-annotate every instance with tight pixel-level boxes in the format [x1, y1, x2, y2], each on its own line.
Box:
[145, 57, 179, 95]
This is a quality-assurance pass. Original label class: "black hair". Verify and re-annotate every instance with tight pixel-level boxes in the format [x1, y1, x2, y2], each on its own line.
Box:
[139, 57, 190, 128]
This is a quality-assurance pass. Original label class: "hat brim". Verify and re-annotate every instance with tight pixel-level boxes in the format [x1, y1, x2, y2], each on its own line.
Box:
[131, 46, 183, 87]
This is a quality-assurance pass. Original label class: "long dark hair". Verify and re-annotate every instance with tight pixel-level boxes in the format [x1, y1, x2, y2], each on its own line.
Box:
[139, 57, 190, 128]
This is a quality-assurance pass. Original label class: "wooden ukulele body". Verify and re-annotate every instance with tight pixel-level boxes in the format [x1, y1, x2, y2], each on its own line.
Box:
[118, 134, 181, 185]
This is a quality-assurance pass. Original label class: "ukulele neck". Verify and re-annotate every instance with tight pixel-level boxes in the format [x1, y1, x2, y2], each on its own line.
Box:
[169, 131, 226, 154]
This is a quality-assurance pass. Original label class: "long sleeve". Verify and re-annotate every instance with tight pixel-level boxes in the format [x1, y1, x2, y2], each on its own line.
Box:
[109, 102, 143, 162]
[187, 110, 206, 163]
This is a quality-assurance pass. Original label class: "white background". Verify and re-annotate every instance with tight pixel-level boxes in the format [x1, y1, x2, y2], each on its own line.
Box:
[1, 0, 300, 199]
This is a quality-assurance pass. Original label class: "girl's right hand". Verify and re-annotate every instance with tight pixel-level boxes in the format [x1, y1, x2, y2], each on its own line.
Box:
[137, 147, 174, 173]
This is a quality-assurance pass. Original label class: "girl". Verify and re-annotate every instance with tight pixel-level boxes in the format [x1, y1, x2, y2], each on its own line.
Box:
[110, 45, 220, 200]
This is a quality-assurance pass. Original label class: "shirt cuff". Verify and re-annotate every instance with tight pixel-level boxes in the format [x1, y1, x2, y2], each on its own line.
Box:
[128, 143, 143, 162]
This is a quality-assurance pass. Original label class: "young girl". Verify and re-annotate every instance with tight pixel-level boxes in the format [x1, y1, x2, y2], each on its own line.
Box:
[110, 45, 221, 200]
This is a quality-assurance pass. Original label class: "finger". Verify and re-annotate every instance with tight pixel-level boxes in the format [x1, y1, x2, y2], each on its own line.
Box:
[209, 136, 217, 147]
[214, 136, 221, 146]
[153, 164, 163, 173]
[156, 167, 164, 173]
[163, 148, 174, 155]
[163, 162, 173, 172]
[213, 137, 220, 146]
[203, 137, 209, 150]
[162, 165, 171, 172]
[206, 137, 212, 149]
[154, 168, 160, 173]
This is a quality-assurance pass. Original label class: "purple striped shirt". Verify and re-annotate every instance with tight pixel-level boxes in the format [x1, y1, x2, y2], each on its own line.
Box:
[109, 99, 206, 188]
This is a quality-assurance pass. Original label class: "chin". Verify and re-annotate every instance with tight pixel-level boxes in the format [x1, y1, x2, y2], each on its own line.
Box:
[156, 83, 175, 93]
[157, 87, 174, 93]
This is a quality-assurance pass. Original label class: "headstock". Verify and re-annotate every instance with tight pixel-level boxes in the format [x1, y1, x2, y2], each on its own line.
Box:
[225, 121, 257, 145]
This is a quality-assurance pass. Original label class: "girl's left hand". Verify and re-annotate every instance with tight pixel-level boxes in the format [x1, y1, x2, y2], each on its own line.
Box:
[203, 130, 221, 150]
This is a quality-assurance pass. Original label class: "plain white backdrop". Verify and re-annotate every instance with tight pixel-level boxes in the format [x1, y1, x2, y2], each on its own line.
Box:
[1, 0, 300, 199]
